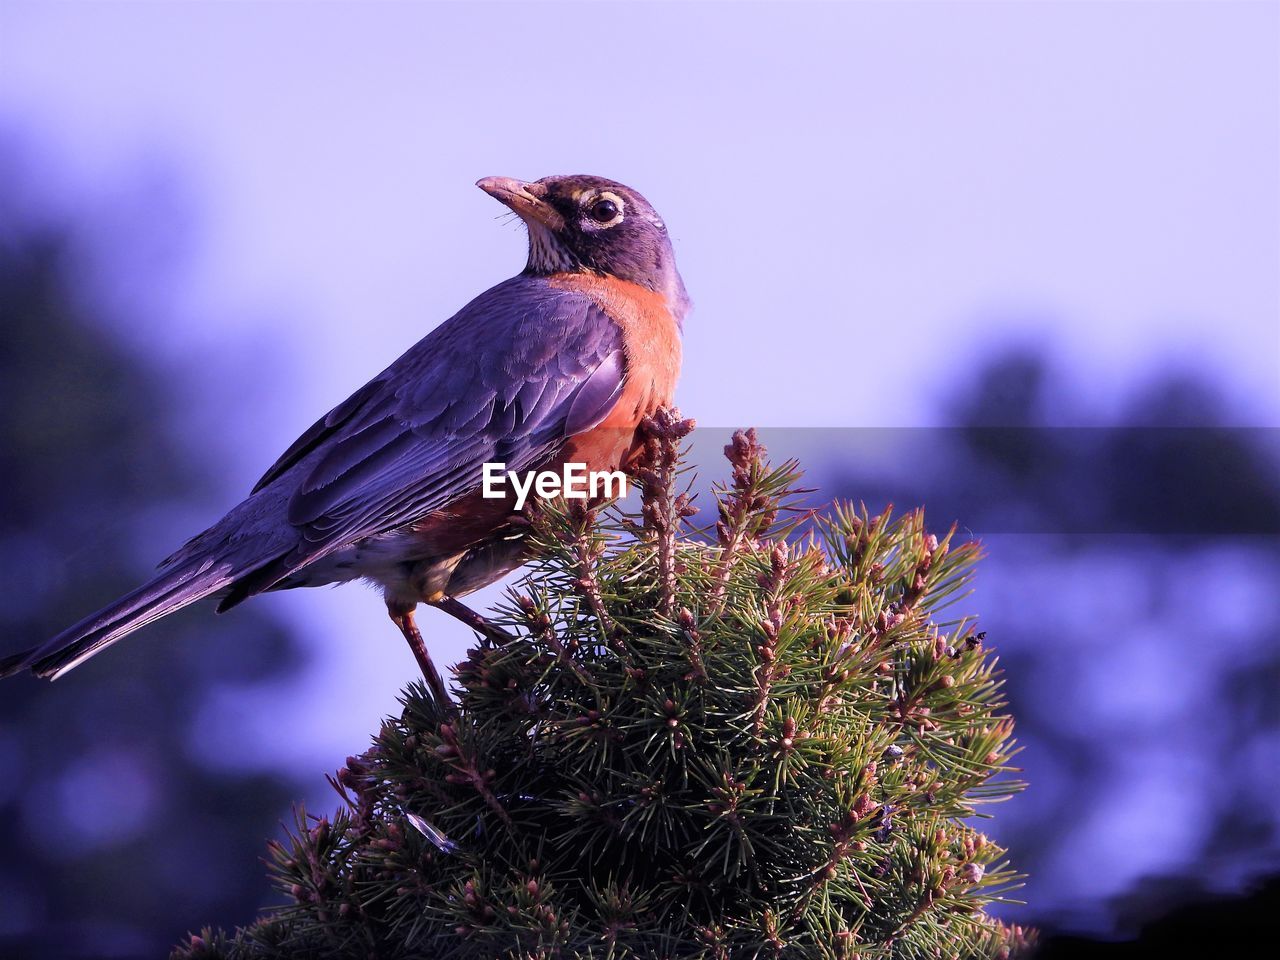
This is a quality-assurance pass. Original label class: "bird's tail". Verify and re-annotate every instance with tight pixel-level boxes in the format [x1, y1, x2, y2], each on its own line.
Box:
[0, 555, 249, 681]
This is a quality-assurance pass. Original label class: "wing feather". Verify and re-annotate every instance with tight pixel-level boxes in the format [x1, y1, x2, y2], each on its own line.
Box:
[252, 378, 391, 493]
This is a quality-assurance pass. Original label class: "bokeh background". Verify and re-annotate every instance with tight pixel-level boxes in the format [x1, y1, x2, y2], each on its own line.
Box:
[1, 1, 1276, 956]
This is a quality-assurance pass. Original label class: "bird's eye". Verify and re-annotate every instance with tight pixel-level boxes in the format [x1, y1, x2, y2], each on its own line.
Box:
[588, 198, 619, 223]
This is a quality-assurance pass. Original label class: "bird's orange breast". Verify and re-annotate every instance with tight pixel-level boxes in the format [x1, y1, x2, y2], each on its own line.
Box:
[548, 272, 683, 470]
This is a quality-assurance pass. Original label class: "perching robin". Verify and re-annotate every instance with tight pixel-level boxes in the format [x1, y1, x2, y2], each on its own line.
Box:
[0, 175, 688, 704]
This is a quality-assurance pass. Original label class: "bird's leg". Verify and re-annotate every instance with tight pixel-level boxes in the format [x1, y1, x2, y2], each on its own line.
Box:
[388, 605, 454, 711]
[428, 595, 516, 646]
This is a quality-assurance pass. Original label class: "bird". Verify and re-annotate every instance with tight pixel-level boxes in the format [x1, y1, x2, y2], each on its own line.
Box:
[0, 175, 688, 705]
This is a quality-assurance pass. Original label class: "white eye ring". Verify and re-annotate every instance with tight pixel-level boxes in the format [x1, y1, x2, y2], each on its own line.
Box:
[583, 191, 625, 228]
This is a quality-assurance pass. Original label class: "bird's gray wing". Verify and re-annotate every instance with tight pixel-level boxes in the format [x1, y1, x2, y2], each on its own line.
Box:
[254, 275, 625, 583]
[6, 276, 629, 677]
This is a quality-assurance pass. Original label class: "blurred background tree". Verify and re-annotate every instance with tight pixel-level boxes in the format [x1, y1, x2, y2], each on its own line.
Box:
[816, 346, 1280, 947]
[0, 140, 308, 958]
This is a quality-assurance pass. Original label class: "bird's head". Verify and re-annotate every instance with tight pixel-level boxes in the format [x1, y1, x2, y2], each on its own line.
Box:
[477, 174, 689, 320]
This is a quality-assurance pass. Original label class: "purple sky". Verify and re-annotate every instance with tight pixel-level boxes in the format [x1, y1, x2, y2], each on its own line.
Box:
[3, 2, 1277, 907]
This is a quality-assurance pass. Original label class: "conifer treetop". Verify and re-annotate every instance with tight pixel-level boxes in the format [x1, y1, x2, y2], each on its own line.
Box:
[177, 410, 1033, 960]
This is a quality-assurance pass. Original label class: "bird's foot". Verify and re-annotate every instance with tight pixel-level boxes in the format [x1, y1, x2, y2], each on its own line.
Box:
[428, 595, 516, 646]
[389, 607, 455, 713]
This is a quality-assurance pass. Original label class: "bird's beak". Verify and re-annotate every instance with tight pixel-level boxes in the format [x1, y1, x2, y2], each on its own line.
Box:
[476, 176, 564, 231]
